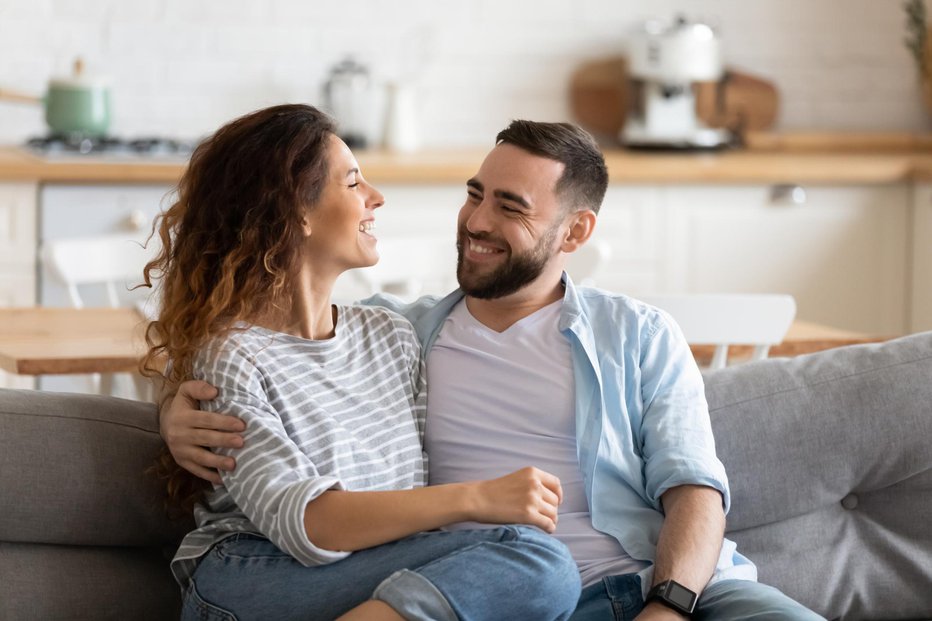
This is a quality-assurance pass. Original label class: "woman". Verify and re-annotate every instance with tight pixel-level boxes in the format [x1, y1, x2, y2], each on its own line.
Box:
[141, 104, 580, 621]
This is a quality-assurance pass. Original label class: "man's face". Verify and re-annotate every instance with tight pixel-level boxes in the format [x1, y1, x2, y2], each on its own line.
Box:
[456, 144, 566, 299]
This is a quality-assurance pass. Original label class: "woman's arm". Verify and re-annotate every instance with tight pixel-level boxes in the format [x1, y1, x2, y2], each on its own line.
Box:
[190, 336, 564, 566]
[161, 379, 563, 554]
[304, 466, 563, 552]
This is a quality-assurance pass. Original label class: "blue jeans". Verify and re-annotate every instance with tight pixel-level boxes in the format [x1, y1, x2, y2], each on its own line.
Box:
[182, 526, 581, 621]
[569, 574, 826, 621]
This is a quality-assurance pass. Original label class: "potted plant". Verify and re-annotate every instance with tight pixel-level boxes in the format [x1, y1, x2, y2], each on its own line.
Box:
[905, 0, 932, 110]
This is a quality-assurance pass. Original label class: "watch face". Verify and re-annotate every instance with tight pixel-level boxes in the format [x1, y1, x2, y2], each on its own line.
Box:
[666, 582, 697, 609]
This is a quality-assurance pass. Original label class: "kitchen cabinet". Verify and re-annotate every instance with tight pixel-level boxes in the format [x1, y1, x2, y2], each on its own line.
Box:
[39, 184, 171, 308]
[0, 182, 37, 302]
[0, 182, 37, 388]
[358, 183, 912, 336]
[912, 183, 932, 333]
[662, 184, 910, 335]
[580, 186, 664, 294]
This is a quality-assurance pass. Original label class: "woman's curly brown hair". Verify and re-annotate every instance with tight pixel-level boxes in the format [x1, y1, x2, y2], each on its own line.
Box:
[140, 104, 336, 513]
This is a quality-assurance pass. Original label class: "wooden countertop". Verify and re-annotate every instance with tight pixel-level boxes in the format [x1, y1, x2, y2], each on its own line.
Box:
[2, 132, 932, 185]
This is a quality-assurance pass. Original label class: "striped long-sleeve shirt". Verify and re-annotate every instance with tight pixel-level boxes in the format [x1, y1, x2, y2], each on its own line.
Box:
[170, 305, 428, 590]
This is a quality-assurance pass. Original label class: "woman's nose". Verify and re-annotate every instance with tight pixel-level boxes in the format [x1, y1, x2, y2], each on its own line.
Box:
[368, 185, 385, 209]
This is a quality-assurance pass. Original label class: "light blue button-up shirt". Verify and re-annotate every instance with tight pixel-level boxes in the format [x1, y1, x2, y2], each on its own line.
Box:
[366, 273, 757, 590]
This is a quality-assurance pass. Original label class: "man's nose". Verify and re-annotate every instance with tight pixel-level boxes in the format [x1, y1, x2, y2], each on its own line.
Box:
[465, 198, 494, 233]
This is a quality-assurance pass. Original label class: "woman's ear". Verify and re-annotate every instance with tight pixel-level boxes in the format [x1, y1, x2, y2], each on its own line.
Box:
[560, 210, 596, 253]
[301, 216, 313, 238]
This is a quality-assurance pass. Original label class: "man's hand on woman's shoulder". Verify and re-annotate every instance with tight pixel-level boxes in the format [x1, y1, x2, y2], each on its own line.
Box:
[159, 380, 245, 485]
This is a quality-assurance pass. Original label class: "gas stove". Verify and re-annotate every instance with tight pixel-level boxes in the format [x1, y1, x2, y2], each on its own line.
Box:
[25, 134, 197, 162]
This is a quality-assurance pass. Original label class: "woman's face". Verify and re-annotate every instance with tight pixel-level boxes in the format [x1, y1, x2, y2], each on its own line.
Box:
[303, 134, 384, 275]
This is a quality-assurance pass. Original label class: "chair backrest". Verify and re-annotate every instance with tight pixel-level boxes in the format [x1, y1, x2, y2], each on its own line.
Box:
[638, 294, 797, 370]
[346, 237, 611, 299]
[348, 236, 458, 301]
[565, 239, 611, 287]
[41, 234, 157, 309]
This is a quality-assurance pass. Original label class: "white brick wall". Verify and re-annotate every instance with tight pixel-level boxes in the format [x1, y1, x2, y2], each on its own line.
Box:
[0, 0, 928, 146]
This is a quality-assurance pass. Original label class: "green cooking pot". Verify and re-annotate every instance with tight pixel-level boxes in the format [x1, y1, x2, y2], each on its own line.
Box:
[0, 59, 112, 137]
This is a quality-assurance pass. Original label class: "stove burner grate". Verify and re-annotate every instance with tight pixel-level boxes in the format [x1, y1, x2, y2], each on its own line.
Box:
[26, 134, 197, 157]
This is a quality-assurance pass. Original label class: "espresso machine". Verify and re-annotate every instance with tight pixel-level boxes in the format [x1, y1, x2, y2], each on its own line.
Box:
[621, 16, 733, 149]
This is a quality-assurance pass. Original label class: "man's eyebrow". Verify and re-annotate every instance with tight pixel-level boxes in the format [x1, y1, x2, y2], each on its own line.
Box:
[494, 190, 530, 209]
[466, 179, 530, 209]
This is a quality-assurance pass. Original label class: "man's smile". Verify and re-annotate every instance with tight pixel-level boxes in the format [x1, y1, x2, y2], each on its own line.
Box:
[466, 238, 506, 260]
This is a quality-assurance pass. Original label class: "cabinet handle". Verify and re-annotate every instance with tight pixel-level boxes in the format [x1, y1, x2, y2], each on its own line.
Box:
[126, 209, 149, 231]
[770, 184, 807, 206]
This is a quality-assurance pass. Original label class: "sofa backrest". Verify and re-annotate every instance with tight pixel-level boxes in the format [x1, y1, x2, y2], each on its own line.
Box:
[706, 331, 932, 621]
[0, 389, 191, 620]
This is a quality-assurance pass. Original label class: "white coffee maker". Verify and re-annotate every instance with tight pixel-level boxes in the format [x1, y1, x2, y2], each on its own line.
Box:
[621, 16, 732, 149]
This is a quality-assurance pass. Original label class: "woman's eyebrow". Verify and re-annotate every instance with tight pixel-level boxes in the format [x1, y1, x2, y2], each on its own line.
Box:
[345, 167, 359, 178]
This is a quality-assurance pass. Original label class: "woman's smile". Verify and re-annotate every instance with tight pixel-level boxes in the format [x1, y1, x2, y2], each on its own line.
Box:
[359, 219, 376, 240]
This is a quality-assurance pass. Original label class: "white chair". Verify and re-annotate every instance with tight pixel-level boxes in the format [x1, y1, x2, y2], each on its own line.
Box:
[638, 294, 797, 370]
[40, 233, 158, 398]
[566, 239, 611, 287]
[42, 233, 156, 309]
[349, 237, 458, 301]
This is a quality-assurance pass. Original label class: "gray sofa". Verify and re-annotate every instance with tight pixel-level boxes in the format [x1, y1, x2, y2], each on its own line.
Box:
[1, 332, 930, 620]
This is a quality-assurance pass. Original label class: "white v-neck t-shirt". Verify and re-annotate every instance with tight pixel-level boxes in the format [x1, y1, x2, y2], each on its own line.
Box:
[426, 299, 648, 587]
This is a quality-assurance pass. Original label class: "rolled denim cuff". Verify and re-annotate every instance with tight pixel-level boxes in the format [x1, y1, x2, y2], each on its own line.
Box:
[372, 568, 458, 621]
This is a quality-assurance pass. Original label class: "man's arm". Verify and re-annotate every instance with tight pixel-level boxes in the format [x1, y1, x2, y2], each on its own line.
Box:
[636, 485, 725, 620]
[158, 379, 245, 484]
[635, 311, 731, 618]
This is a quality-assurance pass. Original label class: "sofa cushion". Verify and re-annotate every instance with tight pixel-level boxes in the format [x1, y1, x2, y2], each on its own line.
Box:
[0, 389, 192, 546]
[706, 331, 932, 621]
[0, 542, 180, 621]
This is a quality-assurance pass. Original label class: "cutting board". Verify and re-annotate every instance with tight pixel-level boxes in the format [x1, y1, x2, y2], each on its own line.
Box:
[695, 70, 779, 133]
[569, 57, 779, 141]
[567, 56, 630, 141]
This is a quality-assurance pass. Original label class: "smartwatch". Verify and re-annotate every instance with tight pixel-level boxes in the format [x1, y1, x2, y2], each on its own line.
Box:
[646, 579, 698, 616]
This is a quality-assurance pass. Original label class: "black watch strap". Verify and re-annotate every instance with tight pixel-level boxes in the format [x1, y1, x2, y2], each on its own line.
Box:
[646, 580, 698, 616]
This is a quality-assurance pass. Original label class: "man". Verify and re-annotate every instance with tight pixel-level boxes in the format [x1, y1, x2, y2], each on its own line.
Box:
[162, 120, 821, 620]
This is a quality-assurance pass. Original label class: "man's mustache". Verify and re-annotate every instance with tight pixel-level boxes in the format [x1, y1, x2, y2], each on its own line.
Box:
[457, 228, 510, 250]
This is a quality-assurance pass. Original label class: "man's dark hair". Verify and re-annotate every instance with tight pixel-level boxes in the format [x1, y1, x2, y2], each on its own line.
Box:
[495, 120, 608, 215]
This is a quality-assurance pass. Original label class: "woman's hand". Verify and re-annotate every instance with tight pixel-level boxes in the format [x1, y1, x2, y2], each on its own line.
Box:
[465, 467, 564, 533]
[305, 467, 563, 551]
[159, 380, 245, 484]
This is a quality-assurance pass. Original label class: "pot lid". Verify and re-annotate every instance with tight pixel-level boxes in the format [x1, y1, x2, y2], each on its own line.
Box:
[49, 58, 111, 90]
[329, 57, 369, 78]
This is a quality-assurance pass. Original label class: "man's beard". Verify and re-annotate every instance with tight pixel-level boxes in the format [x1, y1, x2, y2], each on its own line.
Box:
[456, 223, 559, 300]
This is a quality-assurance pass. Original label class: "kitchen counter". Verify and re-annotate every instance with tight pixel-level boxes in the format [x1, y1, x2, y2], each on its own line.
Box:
[1, 132, 931, 184]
